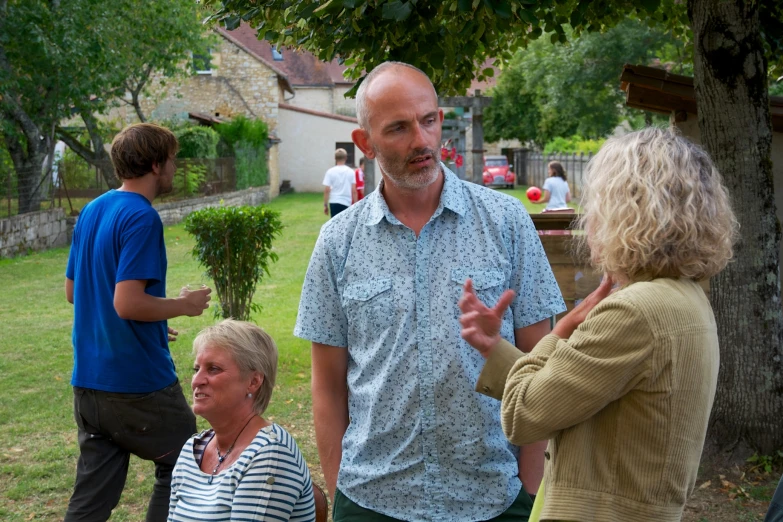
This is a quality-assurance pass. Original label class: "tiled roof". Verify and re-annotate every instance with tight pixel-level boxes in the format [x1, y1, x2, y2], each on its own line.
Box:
[217, 23, 352, 87]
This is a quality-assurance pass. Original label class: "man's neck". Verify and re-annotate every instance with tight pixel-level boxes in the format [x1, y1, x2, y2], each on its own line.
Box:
[118, 177, 156, 203]
[381, 170, 445, 236]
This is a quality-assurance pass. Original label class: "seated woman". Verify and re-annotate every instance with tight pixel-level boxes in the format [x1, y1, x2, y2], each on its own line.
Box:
[168, 319, 315, 521]
[459, 128, 737, 522]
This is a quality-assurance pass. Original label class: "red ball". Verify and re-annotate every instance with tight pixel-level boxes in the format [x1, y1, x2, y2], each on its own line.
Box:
[526, 186, 542, 202]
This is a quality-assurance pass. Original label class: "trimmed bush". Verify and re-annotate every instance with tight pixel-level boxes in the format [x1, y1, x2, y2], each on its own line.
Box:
[176, 126, 220, 159]
[184, 205, 283, 321]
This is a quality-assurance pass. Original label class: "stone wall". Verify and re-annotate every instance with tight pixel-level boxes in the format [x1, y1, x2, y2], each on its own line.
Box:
[0, 208, 68, 258]
[0, 187, 270, 258]
[154, 186, 270, 226]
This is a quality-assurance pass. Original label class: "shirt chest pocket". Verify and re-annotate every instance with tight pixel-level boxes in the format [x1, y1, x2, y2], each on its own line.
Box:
[342, 278, 394, 331]
[451, 268, 506, 308]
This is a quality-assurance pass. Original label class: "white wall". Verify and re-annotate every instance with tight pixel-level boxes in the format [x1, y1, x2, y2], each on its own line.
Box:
[278, 108, 364, 192]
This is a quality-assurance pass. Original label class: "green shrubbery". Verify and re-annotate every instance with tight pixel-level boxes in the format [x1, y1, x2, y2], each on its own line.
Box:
[184, 205, 283, 321]
[215, 116, 269, 189]
[543, 135, 605, 155]
[176, 126, 220, 159]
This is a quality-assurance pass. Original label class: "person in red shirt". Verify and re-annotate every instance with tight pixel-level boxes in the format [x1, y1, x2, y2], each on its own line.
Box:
[354, 158, 365, 203]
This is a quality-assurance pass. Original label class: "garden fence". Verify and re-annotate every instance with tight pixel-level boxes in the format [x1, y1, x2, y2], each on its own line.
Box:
[2, 157, 238, 219]
[511, 150, 593, 200]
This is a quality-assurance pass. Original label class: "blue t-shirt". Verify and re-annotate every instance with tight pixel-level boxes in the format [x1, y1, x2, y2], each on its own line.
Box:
[66, 190, 176, 393]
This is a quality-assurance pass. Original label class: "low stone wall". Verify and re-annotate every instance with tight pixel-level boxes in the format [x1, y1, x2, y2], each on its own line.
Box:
[154, 186, 270, 225]
[0, 186, 270, 258]
[0, 208, 68, 258]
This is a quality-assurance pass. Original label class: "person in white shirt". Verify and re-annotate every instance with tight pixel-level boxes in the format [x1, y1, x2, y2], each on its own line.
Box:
[323, 148, 357, 218]
[535, 161, 571, 211]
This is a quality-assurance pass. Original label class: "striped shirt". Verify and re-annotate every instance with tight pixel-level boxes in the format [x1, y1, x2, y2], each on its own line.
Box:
[168, 424, 315, 522]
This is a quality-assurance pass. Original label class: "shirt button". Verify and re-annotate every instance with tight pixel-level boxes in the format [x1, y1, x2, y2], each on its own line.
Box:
[267, 476, 275, 485]
[544, 451, 551, 460]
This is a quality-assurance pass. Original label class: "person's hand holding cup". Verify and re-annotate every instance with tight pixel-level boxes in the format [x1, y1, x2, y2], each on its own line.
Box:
[180, 283, 212, 316]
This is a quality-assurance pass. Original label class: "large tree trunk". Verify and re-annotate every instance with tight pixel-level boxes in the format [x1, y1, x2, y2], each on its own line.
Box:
[3, 129, 48, 214]
[689, 0, 783, 453]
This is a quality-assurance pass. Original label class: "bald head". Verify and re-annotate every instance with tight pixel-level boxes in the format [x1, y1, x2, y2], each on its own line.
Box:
[355, 62, 438, 132]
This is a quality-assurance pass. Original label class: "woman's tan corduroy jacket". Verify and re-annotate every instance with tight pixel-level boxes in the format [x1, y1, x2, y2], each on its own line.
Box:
[476, 277, 719, 522]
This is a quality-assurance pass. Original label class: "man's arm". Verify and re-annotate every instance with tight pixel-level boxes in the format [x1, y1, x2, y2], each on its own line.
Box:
[514, 319, 551, 495]
[351, 184, 358, 205]
[114, 280, 210, 321]
[311, 341, 349, 502]
[65, 278, 74, 304]
[323, 186, 331, 215]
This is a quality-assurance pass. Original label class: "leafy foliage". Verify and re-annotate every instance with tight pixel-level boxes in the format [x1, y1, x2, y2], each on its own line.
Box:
[215, 116, 269, 151]
[0, 0, 209, 213]
[234, 142, 268, 189]
[543, 135, 605, 154]
[214, 117, 270, 188]
[484, 19, 677, 147]
[176, 126, 220, 159]
[184, 205, 283, 321]
[173, 162, 208, 197]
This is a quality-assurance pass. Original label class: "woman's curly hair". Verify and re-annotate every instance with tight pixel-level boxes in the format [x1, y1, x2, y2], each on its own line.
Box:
[577, 127, 738, 281]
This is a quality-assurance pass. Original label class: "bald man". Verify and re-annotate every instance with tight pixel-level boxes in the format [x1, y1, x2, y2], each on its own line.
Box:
[295, 62, 565, 522]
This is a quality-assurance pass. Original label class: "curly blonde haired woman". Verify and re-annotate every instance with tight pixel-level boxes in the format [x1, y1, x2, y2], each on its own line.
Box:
[459, 128, 738, 522]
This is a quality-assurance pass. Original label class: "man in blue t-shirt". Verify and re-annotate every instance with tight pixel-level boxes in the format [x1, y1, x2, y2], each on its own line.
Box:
[64, 123, 211, 522]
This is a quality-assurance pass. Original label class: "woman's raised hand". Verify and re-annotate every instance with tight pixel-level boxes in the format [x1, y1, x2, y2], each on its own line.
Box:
[459, 279, 516, 358]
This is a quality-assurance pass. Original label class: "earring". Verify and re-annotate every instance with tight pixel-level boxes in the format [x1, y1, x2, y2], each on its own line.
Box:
[247, 393, 253, 398]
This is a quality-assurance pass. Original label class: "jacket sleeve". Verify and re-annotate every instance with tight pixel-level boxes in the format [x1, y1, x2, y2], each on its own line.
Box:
[499, 296, 653, 445]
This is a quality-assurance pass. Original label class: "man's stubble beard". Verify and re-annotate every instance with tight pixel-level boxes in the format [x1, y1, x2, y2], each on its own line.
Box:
[374, 146, 440, 190]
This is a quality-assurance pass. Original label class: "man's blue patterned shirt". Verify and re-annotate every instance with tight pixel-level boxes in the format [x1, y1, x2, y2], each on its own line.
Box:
[295, 166, 566, 521]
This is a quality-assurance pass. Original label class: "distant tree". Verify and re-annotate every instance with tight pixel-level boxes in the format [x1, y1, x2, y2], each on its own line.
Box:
[0, 0, 209, 212]
[205, 0, 783, 454]
[485, 20, 679, 147]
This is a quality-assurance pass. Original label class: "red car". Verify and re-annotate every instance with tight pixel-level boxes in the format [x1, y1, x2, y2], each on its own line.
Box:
[482, 155, 515, 189]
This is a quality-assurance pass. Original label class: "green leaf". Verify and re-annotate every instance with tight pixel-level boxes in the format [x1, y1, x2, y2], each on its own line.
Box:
[381, 0, 413, 21]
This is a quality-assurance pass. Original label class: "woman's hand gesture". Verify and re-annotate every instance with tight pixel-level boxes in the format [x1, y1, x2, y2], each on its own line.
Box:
[458, 279, 516, 358]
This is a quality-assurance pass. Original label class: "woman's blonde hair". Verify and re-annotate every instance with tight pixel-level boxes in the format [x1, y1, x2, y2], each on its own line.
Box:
[193, 319, 278, 415]
[577, 127, 738, 281]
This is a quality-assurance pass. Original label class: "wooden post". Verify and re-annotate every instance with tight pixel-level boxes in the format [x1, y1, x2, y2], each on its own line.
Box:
[438, 92, 492, 184]
[364, 158, 376, 195]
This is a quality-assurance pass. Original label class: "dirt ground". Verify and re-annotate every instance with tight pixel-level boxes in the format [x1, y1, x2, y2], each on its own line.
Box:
[682, 447, 780, 522]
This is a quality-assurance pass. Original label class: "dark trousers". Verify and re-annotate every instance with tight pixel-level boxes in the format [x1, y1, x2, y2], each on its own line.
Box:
[767, 475, 783, 522]
[64, 381, 196, 522]
[330, 203, 349, 218]
[333, 486, 533, 521]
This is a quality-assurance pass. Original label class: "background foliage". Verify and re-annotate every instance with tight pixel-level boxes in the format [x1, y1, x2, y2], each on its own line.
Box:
[484, 19, 676, 147]
[176, 126, 221, 159]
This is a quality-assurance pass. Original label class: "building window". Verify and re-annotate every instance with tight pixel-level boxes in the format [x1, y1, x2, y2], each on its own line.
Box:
[271, 45, 283, 61]
[193, 49, 213, 75]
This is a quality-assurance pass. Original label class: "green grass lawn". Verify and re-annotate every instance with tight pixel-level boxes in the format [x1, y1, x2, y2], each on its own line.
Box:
[0, 186, 566, 520]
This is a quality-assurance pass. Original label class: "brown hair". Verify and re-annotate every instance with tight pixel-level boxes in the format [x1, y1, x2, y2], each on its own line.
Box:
[110, 123, 179, 180]
[335, 148, 348, 161]
[548, 161, 566, 181]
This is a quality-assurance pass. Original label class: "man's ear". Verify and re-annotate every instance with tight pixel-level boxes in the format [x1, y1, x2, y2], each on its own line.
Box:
[352, 128, 375, 159]
[439, 109, 444, 123]
[150, 161, 162, 176]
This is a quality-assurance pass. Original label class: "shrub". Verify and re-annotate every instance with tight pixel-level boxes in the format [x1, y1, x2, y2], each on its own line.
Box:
[184, 205, 283, 321]
[215, 116, 268, 151]
[543, 135, 605, 155]
[214, 116, 270, 188]
[176, 126, 220, 159]
[173, 162, 207, 197]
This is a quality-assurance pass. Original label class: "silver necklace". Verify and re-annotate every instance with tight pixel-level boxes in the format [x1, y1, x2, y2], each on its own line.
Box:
[208, 414, 256, 484]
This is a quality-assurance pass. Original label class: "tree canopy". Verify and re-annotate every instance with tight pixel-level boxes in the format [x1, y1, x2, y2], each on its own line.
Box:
[0, 0, 208, 211]
[483, 19, 677, 147]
